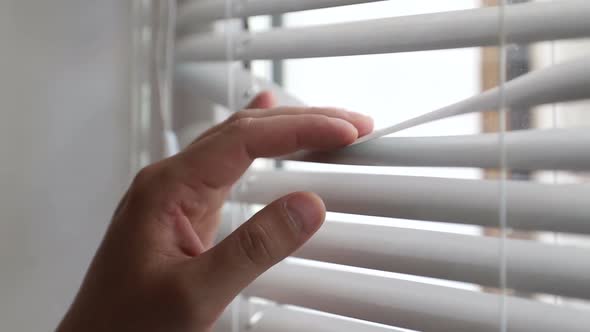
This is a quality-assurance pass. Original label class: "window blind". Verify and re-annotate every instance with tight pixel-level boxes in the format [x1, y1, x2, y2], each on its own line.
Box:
[176, 0, 590, 61]
[171, 1, 590, 331]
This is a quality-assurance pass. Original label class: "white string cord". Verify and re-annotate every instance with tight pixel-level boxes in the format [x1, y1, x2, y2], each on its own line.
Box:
[225, 2, 244, 331]
[497, 1, 508, 332]
[153, 0, 179, 158]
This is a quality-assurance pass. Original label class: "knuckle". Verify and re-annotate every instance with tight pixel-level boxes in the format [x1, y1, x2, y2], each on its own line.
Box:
[130, 165, 159, 200]
[133, 161, 176, 188]
[133, 164, 159, 186]
[227, 117, 254, 135]
[130, 162, 179, 203]
[227, 110, 246, 122]
[238, 223, 276, 267]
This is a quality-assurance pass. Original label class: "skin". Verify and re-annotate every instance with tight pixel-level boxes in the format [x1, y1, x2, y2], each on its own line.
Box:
[56, 92, 373, 332]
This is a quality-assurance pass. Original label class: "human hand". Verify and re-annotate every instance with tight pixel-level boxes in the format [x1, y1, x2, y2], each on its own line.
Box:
[57, 92, 373, 332]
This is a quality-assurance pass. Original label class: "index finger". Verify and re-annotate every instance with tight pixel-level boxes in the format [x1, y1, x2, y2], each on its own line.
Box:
[179, 112, 363, 189]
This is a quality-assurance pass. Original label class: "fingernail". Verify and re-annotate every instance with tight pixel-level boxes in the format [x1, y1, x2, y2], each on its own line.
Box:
[285, 193, 325, 235]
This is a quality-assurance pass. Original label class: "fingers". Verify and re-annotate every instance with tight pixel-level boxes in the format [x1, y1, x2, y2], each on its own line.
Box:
[190, 92, 278, 144]
[180, 114, 359, 188]
[235, 107, 373, 137]
[193, 91, 373, 143]
[193, 192, 325, 310]
[246, 91, 276, 109]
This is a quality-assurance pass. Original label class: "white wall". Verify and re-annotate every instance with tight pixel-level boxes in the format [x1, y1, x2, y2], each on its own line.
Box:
[0, 1, 132, 330]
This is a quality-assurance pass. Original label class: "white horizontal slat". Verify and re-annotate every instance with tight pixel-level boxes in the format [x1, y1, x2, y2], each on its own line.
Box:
[286, 128, 590, 170]
[236, 171, 590, 234]
[356, 56, 590, 143]
[296, 220, 590, 299]
[178, 0, 386, 30]
[176, 0, 590, 61]
[251, 305, 409, 332]
[211, 298, 250, 332]
[245, 259, 590, 332]
[175, 63, 304, 111]
[212, 297, 408, 332]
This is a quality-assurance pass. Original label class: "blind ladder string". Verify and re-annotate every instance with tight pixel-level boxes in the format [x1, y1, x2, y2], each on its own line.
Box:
[153, 0, 179, 158]
[497, 0, 508, 331]
[224, 0, 245, 332]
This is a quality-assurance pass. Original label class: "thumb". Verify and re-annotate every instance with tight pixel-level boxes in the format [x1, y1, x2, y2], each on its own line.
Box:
[197, 192, 325, 309]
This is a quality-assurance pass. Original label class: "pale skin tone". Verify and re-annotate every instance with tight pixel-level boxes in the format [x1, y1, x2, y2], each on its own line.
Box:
[57, 92, 373, 332]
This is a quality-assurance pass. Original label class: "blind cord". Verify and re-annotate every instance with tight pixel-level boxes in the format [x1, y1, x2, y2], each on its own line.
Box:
[153, 0, 179, 158]
[497, 1, 509, 332]
[225, 1, 244, 332]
